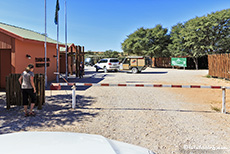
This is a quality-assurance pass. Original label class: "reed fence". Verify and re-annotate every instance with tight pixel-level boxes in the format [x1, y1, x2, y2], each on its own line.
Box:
[208, 54, 230, 79]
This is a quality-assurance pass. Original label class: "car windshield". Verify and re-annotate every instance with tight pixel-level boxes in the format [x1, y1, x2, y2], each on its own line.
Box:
[99, 59, 108, 63]
[110, 59, 119, 62]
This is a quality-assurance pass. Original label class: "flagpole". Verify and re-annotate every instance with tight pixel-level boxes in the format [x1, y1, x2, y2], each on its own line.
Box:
[55, 0, 60, 83]
[56, 20, 59, 83]
[44, 0, 47, 87]
[65, 0, 68, 79]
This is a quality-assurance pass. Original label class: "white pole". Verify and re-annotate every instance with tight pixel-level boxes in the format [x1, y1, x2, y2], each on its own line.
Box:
[222, 87, 226, 114]
[44, 0, 47, 87]
[65, 0, 68, 79]
[72, 84, 76, 108]
[56, 13, 59, 83]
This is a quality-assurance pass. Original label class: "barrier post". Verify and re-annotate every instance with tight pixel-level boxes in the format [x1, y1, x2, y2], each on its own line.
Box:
[72, 84, 76, 109]
[222, 87, 226, 114]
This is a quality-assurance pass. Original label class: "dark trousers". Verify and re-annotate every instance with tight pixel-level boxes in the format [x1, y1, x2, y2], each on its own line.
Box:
[22, 89, 36, 105]
[80, 70, 83, 78]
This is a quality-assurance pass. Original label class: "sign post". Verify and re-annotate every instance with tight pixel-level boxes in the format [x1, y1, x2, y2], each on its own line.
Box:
[222, 87, 226, 114]
[171, 58, 187, 68]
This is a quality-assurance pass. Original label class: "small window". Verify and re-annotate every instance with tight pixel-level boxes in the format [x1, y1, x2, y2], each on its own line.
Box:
[110, 59, 119, 63]
[100, 59, 108, 63]
[123, 58, 130, 64]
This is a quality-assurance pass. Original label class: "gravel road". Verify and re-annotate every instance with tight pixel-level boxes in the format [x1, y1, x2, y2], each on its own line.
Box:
[1, 67, 230, 153]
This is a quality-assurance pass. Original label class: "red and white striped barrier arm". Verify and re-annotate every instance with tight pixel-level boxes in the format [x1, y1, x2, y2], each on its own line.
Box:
[54, 83, 230, 89]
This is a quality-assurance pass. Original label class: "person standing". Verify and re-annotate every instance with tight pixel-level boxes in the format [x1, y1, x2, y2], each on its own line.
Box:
[18, 64, 36, 117]
[79, 62, 84, 78]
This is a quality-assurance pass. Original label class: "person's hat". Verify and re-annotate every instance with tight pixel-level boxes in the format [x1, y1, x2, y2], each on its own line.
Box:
[28, 64, 34, 69]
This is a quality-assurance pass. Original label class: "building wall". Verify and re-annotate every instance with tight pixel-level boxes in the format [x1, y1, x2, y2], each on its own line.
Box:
[0, 32, 13, 88]
[60, 53, 66, 74]
[0, 32, 12, 49]
[14, 39, 58, 82]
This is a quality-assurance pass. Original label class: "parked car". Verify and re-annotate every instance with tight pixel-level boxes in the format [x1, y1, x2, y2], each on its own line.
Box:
[94, 58, 120, 73]
[120, 56, 151, 73]
[85, 58, 95, 66]
[0, 132, 155, 154]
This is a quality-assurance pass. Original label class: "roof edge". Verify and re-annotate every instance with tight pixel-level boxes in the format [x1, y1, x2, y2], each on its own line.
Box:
[0, 27, 24, 41]
[23, 38, 65, 47]
[0, 22, 65, 45]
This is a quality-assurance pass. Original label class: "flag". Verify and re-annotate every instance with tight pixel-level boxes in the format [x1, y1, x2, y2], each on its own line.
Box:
[54, 0, 60, 25]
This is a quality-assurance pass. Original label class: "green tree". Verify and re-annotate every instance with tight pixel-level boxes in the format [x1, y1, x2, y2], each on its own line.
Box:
[168, 23, 186, 57]
[103, 50, 119, 58]
[85, 50, 94, 58]
[169, 9, 230, 69]
[203, 9, 230, 53]
[122, 25, 171, 58]
[181, 16, 208, 69]
[146, 25, 171, 58]
[122, 27, 148, 56]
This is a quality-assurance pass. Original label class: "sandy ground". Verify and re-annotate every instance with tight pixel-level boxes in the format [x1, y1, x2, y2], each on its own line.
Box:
[1, 67, 230, 154]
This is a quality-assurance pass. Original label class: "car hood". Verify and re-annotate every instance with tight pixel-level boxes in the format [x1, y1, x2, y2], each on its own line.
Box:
[0, 132, 155, 154]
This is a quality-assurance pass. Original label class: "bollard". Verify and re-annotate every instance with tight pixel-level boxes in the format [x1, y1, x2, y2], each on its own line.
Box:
[72, 84, 76, 109]
[222, 87, 226, 114]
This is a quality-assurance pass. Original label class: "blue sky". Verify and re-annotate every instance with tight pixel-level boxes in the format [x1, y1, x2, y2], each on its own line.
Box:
[0, 0, 230, 52]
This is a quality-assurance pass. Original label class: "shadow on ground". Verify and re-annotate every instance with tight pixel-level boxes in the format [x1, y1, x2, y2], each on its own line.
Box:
[0, 94, 98, 134]
[47, 68, 115, 91]
[140, 71, 168, 74]
[126, 71, 168, 74]
[80, 107, 215, 114]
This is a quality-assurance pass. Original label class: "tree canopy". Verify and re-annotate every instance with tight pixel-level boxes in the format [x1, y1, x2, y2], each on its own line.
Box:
[103, 50, 120, 58]
[121, 9, 230, 69]
[122, 25, 171, 58]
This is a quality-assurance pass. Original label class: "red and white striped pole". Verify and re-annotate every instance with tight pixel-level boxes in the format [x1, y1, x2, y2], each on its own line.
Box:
[51, 82, 228, 113]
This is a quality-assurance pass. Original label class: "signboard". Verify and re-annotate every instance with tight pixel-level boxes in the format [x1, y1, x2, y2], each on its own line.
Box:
[36, 63, 50, 68]
[35, 58, 50, 62]
[35, 57, 50, 68]
[171, 58, 187, 67]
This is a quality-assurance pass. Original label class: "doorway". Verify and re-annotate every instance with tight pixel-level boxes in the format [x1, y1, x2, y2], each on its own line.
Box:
[0, 49, 11, 88]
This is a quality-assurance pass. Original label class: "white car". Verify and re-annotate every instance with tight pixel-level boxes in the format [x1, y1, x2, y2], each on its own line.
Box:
[94, 58, 120, 73]
[0, 132, 155, 154]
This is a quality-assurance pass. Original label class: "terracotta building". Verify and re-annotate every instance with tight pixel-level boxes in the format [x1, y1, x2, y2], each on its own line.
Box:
[0, 22, 65, 88]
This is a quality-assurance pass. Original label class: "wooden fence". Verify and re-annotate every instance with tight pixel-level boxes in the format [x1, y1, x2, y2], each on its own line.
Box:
[5, 74, 45, 109]
[76, 46, 85, 77]
[208, 54, 230, 79]
[152, 56, 208, 69]
[60, 45, 84, 77]
[154, 57, 172, 68]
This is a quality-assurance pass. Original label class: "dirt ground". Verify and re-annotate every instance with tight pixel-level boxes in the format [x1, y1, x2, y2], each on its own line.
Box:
[1, 67, 230, 153]
[169, 72, 230, 108]
[166, 76, 230, 132]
